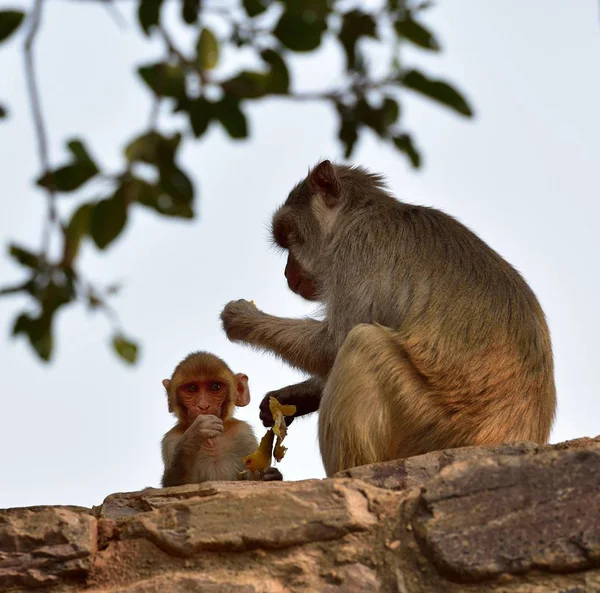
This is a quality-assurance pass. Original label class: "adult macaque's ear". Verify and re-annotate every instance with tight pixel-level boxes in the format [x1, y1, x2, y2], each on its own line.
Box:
[234, 373, 251, 407]
[310, 160, 341, 207]
[162, 379, 173, 412]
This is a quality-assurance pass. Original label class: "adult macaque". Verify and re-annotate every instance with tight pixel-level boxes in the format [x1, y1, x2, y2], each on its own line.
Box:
[220, 160, 556, 476]
[161, 352, 282, 486]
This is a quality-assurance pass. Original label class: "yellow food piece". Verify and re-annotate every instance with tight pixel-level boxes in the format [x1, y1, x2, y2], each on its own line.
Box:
[240, 397, 297, 470]
[269, 396, 296, 440]
[273, 439, 287, 463]
[269, 396, 296, 462]
[242, 429, 274, 472]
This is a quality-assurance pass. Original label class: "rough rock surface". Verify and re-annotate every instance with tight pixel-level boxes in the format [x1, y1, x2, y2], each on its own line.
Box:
[1, 436, 599, 592]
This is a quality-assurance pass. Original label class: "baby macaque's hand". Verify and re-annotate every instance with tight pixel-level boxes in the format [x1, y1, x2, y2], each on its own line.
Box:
[188, 415, 223, 442]
[259, 467, 283, 481]
[220, 299, 263, 343]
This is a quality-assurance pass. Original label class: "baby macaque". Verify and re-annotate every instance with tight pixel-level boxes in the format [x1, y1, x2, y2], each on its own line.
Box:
[161, 351, 282, 486]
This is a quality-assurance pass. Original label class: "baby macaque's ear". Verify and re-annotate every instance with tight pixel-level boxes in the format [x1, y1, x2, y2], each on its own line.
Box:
[234, 373, 250, 407]
[309, 160, 341, 207]
[162, 379, 173, 412]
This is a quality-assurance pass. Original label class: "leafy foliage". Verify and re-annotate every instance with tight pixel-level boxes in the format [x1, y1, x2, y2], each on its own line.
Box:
[0, 0, 474, 364]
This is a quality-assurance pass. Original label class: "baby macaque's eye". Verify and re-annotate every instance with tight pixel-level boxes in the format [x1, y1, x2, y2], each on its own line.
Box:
[185, 384, 198, 393]
[209, 382, 222, 392]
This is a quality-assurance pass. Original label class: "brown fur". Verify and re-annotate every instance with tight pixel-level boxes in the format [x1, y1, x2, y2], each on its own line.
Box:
[161, 352, 282, 486]
[221, 161, 556, 476]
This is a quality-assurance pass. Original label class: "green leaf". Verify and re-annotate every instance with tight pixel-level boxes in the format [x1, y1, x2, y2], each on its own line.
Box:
[138, 62, 186, 99]
[197, 27, 219, 70]
[261, 49, 289, 94]
[243, 0, 268, 17]
[63, 202, 93, 265]
[403, 69, 473, 117]
[216, 96, 248, 139]
[36, 138, 99, 193]
[13, 312, 53, 361]
[335, 102, 359, 159]
[90, 189, 128, 250]
[137, 0, 164, 35]
[187, 97, 213, 137]
[113, 335, 139, 364]
[131, 177, 194, 219]
[159, 165, 194, 204]
[274, 10, 326, 52]
[393, 133, 422, 168]
[381, 97, 400, 128]
[8, 244, 39, 269]
[394, 14, 440, 51]
[222, 71, 269, 99]
[0, 103, 6, 118]
[339, 10, 377, 70]
[0, 10, 25, 44]
[124, 131, 181, 165]
[182, 0, 199, 24]
[356, 97, 400, 137]
[67, 139, 99, 171]
[37, 165, 97, 193]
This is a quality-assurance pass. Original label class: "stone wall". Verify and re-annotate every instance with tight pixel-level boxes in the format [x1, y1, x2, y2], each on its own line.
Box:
[2, 436, 599, 592]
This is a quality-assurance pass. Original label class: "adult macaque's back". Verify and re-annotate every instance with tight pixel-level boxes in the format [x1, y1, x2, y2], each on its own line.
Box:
[221, 160, 556, 475]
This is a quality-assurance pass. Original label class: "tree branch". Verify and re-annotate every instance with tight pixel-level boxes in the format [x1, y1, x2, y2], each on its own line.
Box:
[24, 0, 56, 259]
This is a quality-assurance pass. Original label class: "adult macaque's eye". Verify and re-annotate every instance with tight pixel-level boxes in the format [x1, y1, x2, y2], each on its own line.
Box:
[209, 382, 222, 392]
[185, 384, 198, 393]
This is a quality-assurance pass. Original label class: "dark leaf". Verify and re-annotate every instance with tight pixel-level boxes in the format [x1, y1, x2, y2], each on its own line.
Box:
[63, 202, 93, 266]
[138, 62, 186, 99]
[221, 71, 268, 99]
[394, 14, 440, 51]
[393, 133, 422, 168]
[403, 69, 473, 116]
[339, 10, 377, 69]
[261, 49, 289, 94]
[196, 27, 219, 70]
[125, 131, 162, 164]
[137, 0, 164, 35]
[8, 244, 39, 269]
[335, 102, 359, 158]
[243, 0, 268, 17]
[125, 131, 181, 165]
[0, 103, 6, 118]
[66, 139, 99, 171]
[42, 269, 77, 314]
[13, 312, 53, 362]
[182, 0, 199, 24]
[113, 335, 139, 364]
[0, 10, 25, 44]
[132, 177, 194, 219]
[274, 10, 326, 52]
[37, 165, 97, 193]
[216, 96, 248, 139]
[36, 138, 99, 193]
[356, 98, 399, 137]
[159, 165, 194, 204]
[381, 97, 400, 128]
[187, 97, 213, 137]
[90, 189, 128, 250]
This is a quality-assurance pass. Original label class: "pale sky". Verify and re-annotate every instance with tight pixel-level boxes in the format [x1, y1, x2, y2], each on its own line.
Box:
[0, 1, 598, 509]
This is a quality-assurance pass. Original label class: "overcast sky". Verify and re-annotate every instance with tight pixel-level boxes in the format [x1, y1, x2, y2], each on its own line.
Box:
[0, 1, 598, 510]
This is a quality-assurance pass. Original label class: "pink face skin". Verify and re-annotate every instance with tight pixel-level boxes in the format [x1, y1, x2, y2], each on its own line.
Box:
[177, 378, 227, 423]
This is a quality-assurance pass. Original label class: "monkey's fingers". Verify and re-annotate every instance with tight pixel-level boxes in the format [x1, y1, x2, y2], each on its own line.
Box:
[259, 408, 295, 428]
[199, 429, 222, 440]
[261, 467, 283, 481]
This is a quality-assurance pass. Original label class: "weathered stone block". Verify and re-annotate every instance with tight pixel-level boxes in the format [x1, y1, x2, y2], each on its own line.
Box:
[0, 506, 96, 589]
[412, 448, 600, 581]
